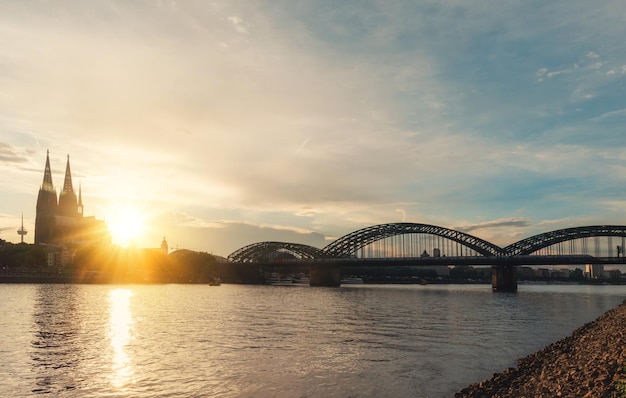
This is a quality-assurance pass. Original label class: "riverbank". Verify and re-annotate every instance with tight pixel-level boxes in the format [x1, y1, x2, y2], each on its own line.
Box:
[456, 299, 626, 397]
[0, 271, 220, 284]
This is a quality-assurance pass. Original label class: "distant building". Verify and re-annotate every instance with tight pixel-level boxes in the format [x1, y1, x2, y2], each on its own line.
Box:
[605, 268, 622, 279]
[585, 263, 604, 279]
[35, 151, 111, 246]
[43, 245, 75, 269]
[138, 237, 170, 258]
[536, 268, 550, 278]
[429, 265, 450, 276]
[550, 269, 570, 279]
[517, 266, 535, 278]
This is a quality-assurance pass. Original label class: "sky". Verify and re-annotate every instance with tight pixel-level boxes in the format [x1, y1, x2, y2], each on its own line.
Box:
[1, 0, 626, 257]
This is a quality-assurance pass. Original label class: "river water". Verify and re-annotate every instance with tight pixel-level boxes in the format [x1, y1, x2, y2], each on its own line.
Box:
[0, 283, 624, 397]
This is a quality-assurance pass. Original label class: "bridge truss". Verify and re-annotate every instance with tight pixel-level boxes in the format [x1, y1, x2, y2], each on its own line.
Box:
[227, 241, 329, 263]
[322, 222, 504, 258]
[503, 225, 626, 257]
[227, 224, 626, 264]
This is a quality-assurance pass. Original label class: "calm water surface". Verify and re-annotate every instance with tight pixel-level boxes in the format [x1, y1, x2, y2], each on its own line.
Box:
[0, 283, 624, 397]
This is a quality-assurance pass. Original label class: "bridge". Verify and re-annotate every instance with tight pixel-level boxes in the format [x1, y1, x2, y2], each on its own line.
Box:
[227, 223, 626, 291]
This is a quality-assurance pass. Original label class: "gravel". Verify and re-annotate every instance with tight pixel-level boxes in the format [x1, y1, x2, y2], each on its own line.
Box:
[455, 299, 626, 398]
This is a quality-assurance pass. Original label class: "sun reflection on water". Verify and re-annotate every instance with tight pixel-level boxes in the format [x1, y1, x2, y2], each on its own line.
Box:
[108, 288, 135, 388]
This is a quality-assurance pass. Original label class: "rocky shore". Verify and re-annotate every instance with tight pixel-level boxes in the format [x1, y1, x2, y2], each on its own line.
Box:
[456, 299, 626, 398]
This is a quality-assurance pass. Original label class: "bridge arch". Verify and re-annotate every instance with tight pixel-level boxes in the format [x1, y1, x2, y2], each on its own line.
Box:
[323, 222, 504, 258]
[503, 225, 626, 256]
[228, 241, 329, 263]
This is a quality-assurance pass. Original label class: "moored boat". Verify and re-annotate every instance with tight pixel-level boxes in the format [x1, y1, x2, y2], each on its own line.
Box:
[340, 276, 364, 284]
[292, 273, 310, 285]
[266, 273, 294, 286]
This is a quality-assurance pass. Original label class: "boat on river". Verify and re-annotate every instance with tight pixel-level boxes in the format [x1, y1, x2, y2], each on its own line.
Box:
[340, 276, 364, 284]
[292, 273, 310, 285]
[266, 273, 294, 286]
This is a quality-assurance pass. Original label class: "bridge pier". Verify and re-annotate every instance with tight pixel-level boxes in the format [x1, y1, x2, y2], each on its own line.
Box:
[309, 265, 341, 287]
[492, 265, 517, 292]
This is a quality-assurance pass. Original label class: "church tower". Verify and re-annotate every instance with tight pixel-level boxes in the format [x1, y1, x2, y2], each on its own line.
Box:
[161, 236, 169, 255]
[58, 155, 79, 218]
[35, 150, 58, 244]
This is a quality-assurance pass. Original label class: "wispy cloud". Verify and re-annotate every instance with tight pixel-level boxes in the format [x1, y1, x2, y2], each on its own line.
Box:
[1, 0, 626, 252]
[586, 51, 600, 59]
[0, 143, 30, 163]
[592, 108, 626, 121]
[395, 208, 407, 222]
[228, 16, 250, 34]
[536, 65, 580, 81]
[456, 218, 532, 233]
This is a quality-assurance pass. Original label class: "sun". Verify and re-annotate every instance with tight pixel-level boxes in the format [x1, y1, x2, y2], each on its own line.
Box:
[106, 205, 146, 247]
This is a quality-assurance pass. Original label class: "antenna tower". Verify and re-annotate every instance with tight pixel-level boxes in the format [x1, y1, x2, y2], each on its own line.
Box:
[17, 213, 28, 243]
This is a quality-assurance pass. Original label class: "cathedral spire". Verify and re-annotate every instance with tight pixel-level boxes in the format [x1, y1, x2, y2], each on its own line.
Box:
[58, 154, 78, 217]
[41, 150, 55, 192]
[63, 154, 74, 194]
[36, 150, 58, 244]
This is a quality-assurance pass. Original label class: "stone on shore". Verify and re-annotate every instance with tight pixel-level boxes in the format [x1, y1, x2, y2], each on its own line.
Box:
[455, 299, 626, 398]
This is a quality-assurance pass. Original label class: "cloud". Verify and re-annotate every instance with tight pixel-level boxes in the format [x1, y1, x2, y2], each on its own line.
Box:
[536, 218, 566, 225]
[0, 143, 30, 163]
[184, 216, 319, 237]
[151, 210, 328, 255]
[534, 49, 613, 84]
[395, 208, 407, 222]
[456, 218, 532, 233]
[535, 63, 580, 81]
[592, 108, 626, 121]
[1, 0, 626, 252]
[228, 16, 249, 34]
[295, 137, 311, 154]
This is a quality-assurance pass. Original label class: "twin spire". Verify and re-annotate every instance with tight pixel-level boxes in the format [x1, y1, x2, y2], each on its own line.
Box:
[42, 151, 77, 194]
[42, 151, 82, 218]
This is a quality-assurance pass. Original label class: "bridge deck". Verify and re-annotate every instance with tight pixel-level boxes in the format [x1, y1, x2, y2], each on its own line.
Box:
[245, 255, 626, 268]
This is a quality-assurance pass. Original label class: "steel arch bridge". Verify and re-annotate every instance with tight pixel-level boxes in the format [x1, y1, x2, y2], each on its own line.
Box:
[227, 224, 626, 263]
[227, 241, 329, 263]
[322, 222, 505, 257]
[503, 225, 626, 256]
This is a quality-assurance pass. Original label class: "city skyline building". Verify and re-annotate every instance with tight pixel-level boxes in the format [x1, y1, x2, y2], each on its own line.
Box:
[586, 263, 605, 279]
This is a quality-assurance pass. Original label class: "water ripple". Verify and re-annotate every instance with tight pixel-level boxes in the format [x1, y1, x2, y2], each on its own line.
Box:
[0, 284, 624, 397]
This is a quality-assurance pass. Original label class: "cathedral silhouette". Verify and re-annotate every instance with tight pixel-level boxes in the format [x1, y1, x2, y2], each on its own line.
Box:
[35, 151, 110, 245]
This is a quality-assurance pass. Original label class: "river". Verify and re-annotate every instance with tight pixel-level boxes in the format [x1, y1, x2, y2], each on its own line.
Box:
[0, 283, 624, 397]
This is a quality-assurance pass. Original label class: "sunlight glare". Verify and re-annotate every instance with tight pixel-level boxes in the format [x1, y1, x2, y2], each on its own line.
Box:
[108, 288, 135, 388]
[106, 205, 146, 247]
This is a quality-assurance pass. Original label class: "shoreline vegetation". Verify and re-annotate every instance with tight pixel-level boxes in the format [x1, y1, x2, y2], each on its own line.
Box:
[456, 299, 626, 397]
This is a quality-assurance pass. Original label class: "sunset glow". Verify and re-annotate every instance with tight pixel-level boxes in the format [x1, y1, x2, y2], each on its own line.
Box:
[106, 205, 146, 248]
[0, 1, 625, 257]
[108, 288, 135, 388]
